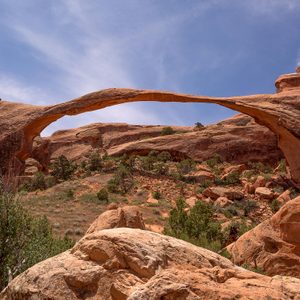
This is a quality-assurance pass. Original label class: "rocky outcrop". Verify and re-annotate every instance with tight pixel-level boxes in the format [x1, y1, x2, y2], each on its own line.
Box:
[227, 196, 300, 278]
[32, 114, 282, 168]
[0, 68, 300, 183]
[2, 208, 300, 299]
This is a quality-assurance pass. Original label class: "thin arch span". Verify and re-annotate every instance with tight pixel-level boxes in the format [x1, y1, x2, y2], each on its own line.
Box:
[0, 70, 300, 183]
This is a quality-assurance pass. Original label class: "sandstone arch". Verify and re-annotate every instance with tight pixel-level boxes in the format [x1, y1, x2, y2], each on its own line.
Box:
[0, 70, 300, 183]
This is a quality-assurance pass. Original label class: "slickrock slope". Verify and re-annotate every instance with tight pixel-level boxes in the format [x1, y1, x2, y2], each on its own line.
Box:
[227, 196, 300, 278]
[0, 69, 300, 182]
[2, 207, 300, 300]
[32, 114, 282, 167]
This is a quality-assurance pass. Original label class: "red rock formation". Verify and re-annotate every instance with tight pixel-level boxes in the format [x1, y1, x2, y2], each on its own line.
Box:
[32, 114, 282, 168]
[227, 196, 300, 278]
[0, 69, 300, 183]
[2, 208, 300, 299]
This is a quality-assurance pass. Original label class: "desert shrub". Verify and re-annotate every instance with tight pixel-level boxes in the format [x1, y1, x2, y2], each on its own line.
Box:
[148, 150, 159, 158]
[0, 191, 73, 290]
[249, 162, 272, 174]
[291, 188, 300, 199]
[154, 162, 169, 175]
[78, 192, 99, 203]
[241, 263, 265, 275]
[194, 122, 204, 129]
[157, 151, 172, 162]
[87, 151, 102, 172]
[164, 198, 224, 251]
[107, 164, 134, 194]
[243, 199, 258, 216]
[215, 172, 240, 186]
[51, 155, 76, 181]
[140, 155, 156, 171]
[277, 159, 286, 173]
[161, 126, 175, 136]
[205, 154, 222, 169]
[20, 172, 47, 192]
[152, 190, 162, 200]
[197, 180, 213, 194]
[270, 199, 281, 213]
[177, 159, 195, 175]
[223, 220, 253, 243]
[223, 205, 239, 218]
[30, 172, 47, 191]
[97, 188, 109, 203]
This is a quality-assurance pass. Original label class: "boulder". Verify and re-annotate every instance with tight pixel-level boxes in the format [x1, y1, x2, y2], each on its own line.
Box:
[227, 196, 300, 278]
[203, 187, 244, 201]
[183, 170, 214, 184]
[2, 226, 300, 299]
[253, 175, 266, 189]
[277, 189, 291, 204]
[221, 164, 246, 180]
[214, 196, 233, 208]
[86, 206, 145, 234]
[255, 187, 274, 200]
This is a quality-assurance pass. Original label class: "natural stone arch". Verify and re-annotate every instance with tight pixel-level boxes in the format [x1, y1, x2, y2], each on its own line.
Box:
[0, 69, 299, 183]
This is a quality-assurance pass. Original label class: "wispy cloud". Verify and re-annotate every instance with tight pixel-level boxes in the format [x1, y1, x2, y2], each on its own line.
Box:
[242, 0, 300, 15]
[0, 73, 51, 105]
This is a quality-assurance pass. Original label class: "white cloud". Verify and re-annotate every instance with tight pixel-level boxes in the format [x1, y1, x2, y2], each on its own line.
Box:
[243, 0, 300, 15]
[0, 74, 51, 105]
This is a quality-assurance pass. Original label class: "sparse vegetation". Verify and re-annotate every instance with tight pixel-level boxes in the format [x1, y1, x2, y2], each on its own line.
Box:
[194, 122, 204, 129]
[107, 164, 134, 194]
[87, 151, 102, 171]
[164, 198, 225, 252]
[0, 191, 73, 290]
[205, 154, 222, 169]
[161, 126, 175, 136]
[270, 199, 281, 213]
[51, 155, 76, 181]
[97, 188, 109, 203]
[177, 159, 195, 175]
[152, 190, 162, 200]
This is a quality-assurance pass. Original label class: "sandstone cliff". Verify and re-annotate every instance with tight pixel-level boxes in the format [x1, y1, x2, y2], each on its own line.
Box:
[31, 114, 282, 169]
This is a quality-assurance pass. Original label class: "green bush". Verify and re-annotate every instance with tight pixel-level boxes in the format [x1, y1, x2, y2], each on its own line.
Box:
[87, 151, 102, 171]
[194, 122, 204, 129]
[249, 162, 272, 174]
[205, 154, 222, 169]
[277, 159, 286, 173]
[177, 159, 195, 175]
[107, 164, 134, 194]
[243, 200, 258, 216]
[31, 172, 47, 191]
[97, 188, 109, 203]
[215, 172, 240, 186]
[0, 191, 73, 290]
[157, 151, 172, 162]
[161, 126, 175, 136]
[51, 155, 76, 181]
[223, 220, 253, 244]
[140, 156, 156, 171]
[154, 162, 169, 175]
[270, 199, 281, 213]
[152, 190, 162, 200]
[164, 198, 224, 252]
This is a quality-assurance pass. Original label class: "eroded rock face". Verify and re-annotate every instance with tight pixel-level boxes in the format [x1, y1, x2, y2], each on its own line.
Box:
[34, 114, 281, 169]
[227, 196, 300, 278]
[0, 69, 300, 183]
[2, 207, 300, 299]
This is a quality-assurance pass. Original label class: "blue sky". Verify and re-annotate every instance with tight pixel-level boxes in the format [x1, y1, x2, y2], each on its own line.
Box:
[0, 0, 299, 136]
